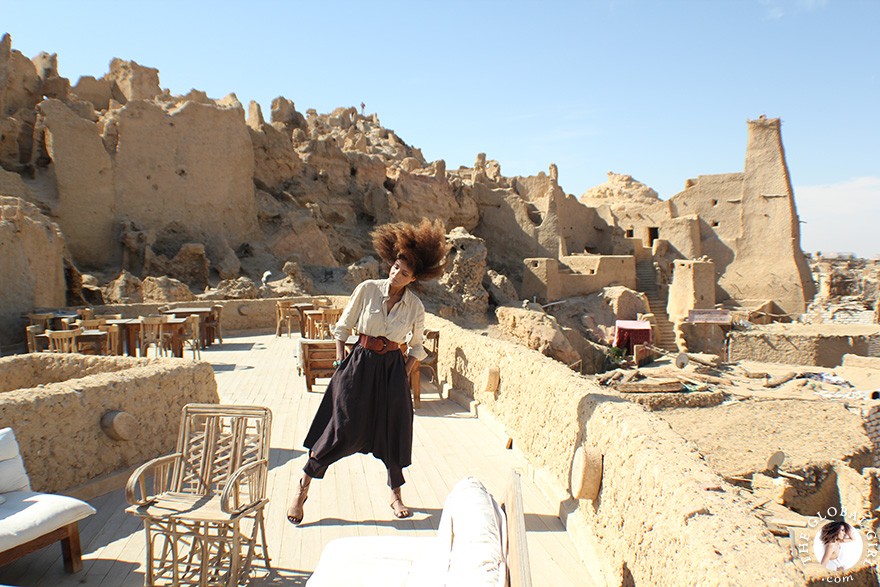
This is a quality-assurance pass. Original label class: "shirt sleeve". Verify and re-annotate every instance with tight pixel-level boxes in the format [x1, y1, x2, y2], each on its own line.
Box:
[406, 303, 427, 361]
[332, 281, 367, 341]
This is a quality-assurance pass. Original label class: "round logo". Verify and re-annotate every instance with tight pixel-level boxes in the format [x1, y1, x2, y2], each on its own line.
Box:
[791, 507, 878, 578]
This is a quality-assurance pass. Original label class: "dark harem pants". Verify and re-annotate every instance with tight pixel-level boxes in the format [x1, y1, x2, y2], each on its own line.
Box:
[303, 344, 413, 488]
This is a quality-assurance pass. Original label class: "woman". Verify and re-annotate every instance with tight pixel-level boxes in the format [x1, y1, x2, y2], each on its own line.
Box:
[287, 219, 448, 524]
[820, 520, 856, 572]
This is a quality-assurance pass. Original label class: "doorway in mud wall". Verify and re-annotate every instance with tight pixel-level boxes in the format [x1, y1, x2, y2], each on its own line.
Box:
[648, 227, 659, 246]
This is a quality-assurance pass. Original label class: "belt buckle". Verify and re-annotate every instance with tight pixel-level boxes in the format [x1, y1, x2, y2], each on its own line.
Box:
[379, 337, 388, 353]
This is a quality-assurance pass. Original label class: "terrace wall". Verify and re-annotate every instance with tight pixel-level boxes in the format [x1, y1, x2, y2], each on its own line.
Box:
[2, 295, 351, 349]
[426, 314, 801, 585]
[0, 353, 218, 492]
[90, 295, 349, 333]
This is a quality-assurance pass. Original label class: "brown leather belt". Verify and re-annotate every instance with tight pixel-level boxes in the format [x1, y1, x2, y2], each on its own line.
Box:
[358, 334, 401, 354]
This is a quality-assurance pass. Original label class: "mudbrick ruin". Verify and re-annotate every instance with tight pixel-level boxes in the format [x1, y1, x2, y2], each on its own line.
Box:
[2, 32, 880, 585]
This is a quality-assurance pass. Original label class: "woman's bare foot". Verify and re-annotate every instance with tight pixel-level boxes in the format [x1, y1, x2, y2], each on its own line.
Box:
[390, 486, 412, 519]
[287, 476, 311, 525]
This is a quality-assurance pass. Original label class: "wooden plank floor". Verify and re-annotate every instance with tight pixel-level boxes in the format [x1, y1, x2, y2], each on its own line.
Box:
[0, 331, 596, 586]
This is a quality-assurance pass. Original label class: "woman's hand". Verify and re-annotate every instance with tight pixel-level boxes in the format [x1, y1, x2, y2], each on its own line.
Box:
[335, 338, 345, 364]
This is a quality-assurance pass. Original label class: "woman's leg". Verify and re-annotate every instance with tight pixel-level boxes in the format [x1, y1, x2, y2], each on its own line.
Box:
[387, 465, 412, 518]
[287, 472, 312, 525]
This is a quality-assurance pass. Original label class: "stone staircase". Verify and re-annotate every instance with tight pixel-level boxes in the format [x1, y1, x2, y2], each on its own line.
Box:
[636, 260, 678, 351]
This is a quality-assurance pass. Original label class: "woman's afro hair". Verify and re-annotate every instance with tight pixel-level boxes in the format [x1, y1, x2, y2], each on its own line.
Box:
[371, 219, 450, 281]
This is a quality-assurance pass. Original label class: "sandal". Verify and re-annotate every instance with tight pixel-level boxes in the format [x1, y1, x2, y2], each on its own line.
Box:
[390, 487, 412, 519]
[287, 477, 311, 525]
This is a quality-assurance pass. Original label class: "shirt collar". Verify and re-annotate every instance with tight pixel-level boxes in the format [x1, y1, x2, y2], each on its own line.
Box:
[381, 278, 410, 305]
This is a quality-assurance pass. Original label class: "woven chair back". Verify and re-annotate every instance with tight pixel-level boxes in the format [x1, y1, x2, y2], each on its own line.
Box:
[173, 404, 272, 499]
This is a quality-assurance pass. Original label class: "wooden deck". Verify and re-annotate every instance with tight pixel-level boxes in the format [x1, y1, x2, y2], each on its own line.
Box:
[0, 331, 596, 586]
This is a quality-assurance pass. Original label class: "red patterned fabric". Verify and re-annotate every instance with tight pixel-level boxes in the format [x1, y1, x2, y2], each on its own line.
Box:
[613, 320, 653, 353]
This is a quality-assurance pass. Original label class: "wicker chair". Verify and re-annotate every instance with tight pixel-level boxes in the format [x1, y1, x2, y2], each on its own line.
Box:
[125, 404, 272, 587]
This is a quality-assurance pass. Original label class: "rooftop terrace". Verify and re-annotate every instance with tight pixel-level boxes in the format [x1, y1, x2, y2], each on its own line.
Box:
[0, 331, 593, 586]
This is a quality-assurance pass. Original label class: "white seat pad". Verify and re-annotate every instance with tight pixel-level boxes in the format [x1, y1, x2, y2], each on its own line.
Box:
[0, 491, 96, 552]
[306, 535, 445, 587]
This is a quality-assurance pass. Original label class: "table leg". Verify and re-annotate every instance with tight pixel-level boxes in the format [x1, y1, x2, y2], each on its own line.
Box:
[126, 324, 139, 357]
[172, 326, 183, 357]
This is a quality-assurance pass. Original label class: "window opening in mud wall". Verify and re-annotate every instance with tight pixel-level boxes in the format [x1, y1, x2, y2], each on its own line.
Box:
[648, 227, 660, 245]
[625, 228, 634, 238]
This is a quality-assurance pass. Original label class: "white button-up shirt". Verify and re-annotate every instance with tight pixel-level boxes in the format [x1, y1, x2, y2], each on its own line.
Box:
[332, 278, 427, 361]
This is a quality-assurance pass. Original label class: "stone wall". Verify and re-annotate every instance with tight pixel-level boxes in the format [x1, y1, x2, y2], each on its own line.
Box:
[860, 402, 880, 468]
[667, 259, 716, 324]
[39, 98, 116, 268]
[599, 119, 816, 316]
[719, 117, 816, 314]
[114, 99, 259, 268]
[729, 324, 880, 367]
[521, 255, 636, 303]
[0, 353, 219, 492]
[0, 197, 67, 347]
[425, 314, 801, 585]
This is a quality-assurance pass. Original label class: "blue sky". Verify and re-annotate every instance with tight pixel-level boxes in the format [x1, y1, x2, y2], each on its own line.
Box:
[3, 0, 878, 255]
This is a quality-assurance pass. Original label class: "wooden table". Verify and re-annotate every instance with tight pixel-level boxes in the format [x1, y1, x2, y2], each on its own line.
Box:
[303, 308, 343, 340]
[107, 318, 187, 357]
[302, 310, 324, 340]
[105, 319, 139, 356]
[78, 329, 109, 354]
[27, 310, 81, 330]
[292, 303, 315, 337]
[161, 307, 213, 317]
[161, 308, 213, 348]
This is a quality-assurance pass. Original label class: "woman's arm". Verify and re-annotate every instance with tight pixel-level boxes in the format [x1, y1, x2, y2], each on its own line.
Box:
[405, 304, 427, 363]
[332, 281, 368, 359]
[336, 338, 346, 363]
[820, 543, 836, 567]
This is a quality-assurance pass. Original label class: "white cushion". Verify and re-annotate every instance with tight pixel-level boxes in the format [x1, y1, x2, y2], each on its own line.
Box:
[0, 491, 96, 552]
[442, 477, 507, 587]
[307, 477, 506, 587]
[306, 536, 443, 587]
[0, 428, 30, 493]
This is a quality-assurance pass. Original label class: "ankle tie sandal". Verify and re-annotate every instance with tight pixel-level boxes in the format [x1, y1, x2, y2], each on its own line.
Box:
[287, 478, 310, 525]
[390, 488, 412, 519]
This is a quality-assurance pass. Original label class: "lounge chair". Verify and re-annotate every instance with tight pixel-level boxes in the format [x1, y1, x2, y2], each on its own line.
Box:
[0, 428, 96, 573]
